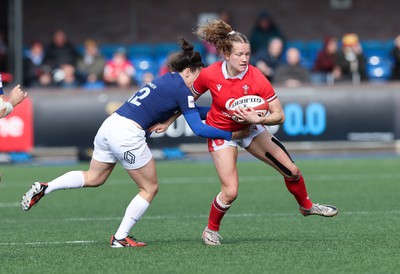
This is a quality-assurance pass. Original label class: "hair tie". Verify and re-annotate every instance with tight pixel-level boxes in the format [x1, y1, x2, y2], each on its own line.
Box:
[228, 31, 235, 35]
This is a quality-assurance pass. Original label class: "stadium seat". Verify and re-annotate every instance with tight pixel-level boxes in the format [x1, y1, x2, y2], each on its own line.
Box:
[128, 44, 154, 57]
[155, 43, 181, 56]
[99, 44, 124, 60]
[130, 55, 158, 85]
[364, 50, 393, 81]
[362, 40, 385, 52]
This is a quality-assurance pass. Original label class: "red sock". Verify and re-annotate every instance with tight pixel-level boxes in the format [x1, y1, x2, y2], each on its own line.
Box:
[207, 196, 230, 231]
[284, 174, 313, 209]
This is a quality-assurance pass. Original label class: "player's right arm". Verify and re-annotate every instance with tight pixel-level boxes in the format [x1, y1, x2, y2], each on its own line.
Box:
[182, 110, 249, 140]
[0, 81, 28, 118]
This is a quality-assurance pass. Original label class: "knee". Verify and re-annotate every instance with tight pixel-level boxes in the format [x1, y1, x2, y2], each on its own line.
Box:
[221, 188, 238, 204]
[286, 167, 301, 180]
[142, 182, 159, 200]
[149, 184, 159, 197]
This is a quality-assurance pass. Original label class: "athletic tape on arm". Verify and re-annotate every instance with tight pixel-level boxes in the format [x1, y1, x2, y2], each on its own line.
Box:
[0, 98, 13, 118]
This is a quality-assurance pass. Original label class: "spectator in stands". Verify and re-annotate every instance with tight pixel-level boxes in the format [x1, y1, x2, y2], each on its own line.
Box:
[158, 52, 178, 76]
[43, 29, 81, 71]
[274, 47, 310, 87]
[249, 10, 285, 55]
[0, 32, 7, 73]
[390, 34, 400, 80]
[335, 33, 368, 83]
[251, 37, 284, 82]
[53, 64, 80, 89]
[36, 66, 54, 87]
[141, 72, 155, 85]
[311, 36, 341, 85]
[103, 47, 136, 88]
[76, 39, 106, 87]
[0, 32, 13, 83]
[23, 40, 49, 87]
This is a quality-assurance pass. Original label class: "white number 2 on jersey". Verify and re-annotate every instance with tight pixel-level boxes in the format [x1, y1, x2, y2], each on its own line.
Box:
[128, 87, 151, 106]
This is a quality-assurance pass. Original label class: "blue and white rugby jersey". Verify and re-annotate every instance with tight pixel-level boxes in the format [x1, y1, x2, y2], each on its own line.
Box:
[116, 72, 197, 131]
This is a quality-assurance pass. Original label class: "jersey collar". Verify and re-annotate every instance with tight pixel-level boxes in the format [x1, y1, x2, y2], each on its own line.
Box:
[221, 61, 248, 79]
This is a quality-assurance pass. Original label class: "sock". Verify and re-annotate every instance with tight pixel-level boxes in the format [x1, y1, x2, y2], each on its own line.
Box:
[114, 194, 150, 240]
[284, 174, 313, 209]
[207, 193, 231, 231]
[44, 171, 84, 195]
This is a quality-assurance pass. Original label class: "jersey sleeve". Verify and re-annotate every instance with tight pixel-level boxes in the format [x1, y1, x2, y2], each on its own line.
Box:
[192, 69, 209, 96]
[255, 69, 277, 103]
[183, 111, 232, 140]
[174, 84, 196, 114]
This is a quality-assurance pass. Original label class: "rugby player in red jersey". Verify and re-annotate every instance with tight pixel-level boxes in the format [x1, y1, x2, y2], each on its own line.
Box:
[192, 20, 338, 245]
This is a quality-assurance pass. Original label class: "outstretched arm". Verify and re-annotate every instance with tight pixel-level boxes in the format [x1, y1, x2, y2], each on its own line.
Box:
[147, 105, 210, 134]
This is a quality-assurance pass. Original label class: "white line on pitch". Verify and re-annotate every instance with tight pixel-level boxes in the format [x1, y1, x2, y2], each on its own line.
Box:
[0, 240, 97, 246]
[0, 202, 20, 208]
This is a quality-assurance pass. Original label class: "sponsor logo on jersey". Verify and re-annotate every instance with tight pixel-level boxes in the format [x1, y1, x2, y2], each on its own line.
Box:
[227, 96, 263, 110]
[216, 84, 222, 91]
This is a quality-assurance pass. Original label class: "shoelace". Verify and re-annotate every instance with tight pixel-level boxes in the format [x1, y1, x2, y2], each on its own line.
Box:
[126, 235, 139, 241]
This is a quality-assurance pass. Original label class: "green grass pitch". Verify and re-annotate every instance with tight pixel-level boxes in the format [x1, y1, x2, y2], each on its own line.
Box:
[1, 156, 399, 273]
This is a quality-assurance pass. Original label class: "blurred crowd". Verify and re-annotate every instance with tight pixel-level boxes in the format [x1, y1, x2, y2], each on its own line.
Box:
[0, 10, 400, 90]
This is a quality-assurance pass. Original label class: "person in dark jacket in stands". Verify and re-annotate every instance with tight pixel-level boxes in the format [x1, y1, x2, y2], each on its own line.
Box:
[249, 10, 285, 55]
[43, 29, 81, 70]
[335, 33, 367, 83]
[274, 47, 310, 87]
[390, 34, 400, 80]
[311, 36, 341, 84]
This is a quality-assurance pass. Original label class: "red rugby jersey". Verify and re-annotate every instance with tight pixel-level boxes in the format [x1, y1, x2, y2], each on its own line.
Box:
[193, 61, 277, 131]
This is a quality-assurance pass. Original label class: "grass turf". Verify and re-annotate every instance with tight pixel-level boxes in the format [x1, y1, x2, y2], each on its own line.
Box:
[0, 156, 399, 273]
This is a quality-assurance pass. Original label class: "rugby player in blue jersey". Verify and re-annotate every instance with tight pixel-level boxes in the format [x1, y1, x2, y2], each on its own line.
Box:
[21, 37, 249, 248]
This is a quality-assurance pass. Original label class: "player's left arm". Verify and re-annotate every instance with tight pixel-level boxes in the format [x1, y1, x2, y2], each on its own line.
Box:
[147, 110, 182, 133]
[147, 104, 210, 134]
[234, 71, 285, 125]
[238, 97, 285, 125]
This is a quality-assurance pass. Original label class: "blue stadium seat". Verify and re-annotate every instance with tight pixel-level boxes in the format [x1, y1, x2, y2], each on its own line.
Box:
[362, 40, 385, 52]
[155, 43, 180, 55]
[364, 50, 393, 81]
[130, 55, 158, 85]
[99, 44, 124, 60]
[128, 44, 154, 57]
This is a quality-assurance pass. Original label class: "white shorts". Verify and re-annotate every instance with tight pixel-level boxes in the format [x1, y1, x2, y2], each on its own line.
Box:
[207, 124, 266, 152]
[92, 113, 152, 170]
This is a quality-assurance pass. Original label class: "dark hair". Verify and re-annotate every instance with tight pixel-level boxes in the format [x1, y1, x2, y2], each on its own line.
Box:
[194, 19, 249, 55]
[168, 37, 204, 72]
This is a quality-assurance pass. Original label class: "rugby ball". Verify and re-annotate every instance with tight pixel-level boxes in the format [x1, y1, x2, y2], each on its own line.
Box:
[226, 95, 269, 121]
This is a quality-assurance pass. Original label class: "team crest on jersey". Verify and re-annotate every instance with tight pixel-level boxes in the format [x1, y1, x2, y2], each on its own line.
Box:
[242, 85, 250, 94]
[216, 84, 222, 91]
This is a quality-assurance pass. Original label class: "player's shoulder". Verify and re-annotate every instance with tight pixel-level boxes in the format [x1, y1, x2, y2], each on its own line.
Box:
[203, 61, 223, 74]
[247, 64, 272, 85]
